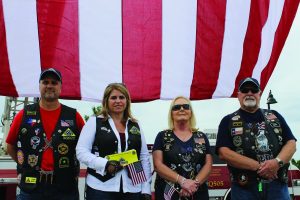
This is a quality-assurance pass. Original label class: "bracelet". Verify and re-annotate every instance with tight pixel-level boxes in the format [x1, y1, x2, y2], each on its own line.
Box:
[180, 177, 186, 186]
[175, 174, 180, 183]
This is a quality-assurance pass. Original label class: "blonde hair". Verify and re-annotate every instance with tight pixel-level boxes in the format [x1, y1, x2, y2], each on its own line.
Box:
[100, 83, 135, 122]
[167, 96, 197, 131]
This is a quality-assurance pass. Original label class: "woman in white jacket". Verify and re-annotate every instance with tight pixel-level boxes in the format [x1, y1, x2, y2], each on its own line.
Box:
[76, 83, 151, 200]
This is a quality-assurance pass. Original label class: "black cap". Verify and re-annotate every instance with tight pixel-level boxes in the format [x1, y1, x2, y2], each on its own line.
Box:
[238, 77, 260, 91]
[39, 68, 62, 82]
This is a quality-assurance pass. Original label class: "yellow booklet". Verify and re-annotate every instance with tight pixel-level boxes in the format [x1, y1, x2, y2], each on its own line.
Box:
[105, 149, 138, 166]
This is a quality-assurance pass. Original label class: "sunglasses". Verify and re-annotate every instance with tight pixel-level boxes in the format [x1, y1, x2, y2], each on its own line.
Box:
[240, 88, 259, 94]
[172, 104, 190, 111]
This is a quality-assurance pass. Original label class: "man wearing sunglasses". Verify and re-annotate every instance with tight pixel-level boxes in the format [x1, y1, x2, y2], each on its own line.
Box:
[215, 77, 296, 200]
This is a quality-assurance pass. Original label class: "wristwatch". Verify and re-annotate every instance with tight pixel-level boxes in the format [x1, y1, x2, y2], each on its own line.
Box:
[275, 157, 284, 168]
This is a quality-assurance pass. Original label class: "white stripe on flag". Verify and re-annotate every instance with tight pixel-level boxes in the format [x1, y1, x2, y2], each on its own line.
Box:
[212, 0, 251, 98]
[79, 0, 122, 101]
[252, 0, 285, 81]
[3, 0, 40, 96]
[160, 0, 197, 99]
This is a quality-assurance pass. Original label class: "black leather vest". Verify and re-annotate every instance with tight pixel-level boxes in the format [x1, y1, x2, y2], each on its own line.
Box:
[88, 118, 142, 182]
[16, 103, 80, 189]
[228, 109, 288, 183]
[159, 130, 207, 179]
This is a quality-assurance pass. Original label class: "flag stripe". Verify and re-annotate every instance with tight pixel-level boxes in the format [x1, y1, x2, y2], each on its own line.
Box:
[212, 0, 251, 98]
[231, 0, 270, 96]
[122, 0, 162, 102]
[0, 0, 17, 96]
[79, 1, 122, 102]
[260, 0, 300, 90]
[190, 0, 227, 100]
[160, 0, 197, 99]
[37, 0, 80, 99]
[252, 0, 285, 82]
[3, 0, 40, 96]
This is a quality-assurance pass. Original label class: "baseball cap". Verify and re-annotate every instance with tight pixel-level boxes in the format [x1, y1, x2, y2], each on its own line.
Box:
[238, 77, 260, 91]
[39, 68, 62, 82]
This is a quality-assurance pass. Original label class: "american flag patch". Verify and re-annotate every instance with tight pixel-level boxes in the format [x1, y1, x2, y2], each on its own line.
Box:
[61, 120, 70, 127]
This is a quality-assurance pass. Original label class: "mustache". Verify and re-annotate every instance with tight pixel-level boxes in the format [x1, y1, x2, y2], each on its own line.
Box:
[245, 96, 255, 100]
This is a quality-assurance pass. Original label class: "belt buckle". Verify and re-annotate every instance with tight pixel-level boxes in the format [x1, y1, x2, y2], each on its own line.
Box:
[39, 170, 54, 184]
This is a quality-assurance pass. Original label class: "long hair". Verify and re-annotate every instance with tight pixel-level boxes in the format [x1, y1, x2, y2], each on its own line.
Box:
[100, 83, 135, 122]
[168, 96, 197, 131]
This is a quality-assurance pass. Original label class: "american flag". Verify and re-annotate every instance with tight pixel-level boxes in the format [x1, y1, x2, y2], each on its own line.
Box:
[127, 161, 147, 185]
[0, 0, 299, 102]
[163, 182, 176, 200]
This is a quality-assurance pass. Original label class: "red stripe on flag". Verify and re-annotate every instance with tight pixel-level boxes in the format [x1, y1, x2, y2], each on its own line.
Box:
[37, 0, 80, 99]
[122, 0, 162, 102]
[0, 0, 18, 96]
[260, 0, 300, 90]
[232, 0, 270, 97]
[190, 0, 227, 100]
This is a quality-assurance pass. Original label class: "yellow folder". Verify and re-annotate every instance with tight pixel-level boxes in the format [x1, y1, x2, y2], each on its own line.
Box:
[105, 149, 138, 166]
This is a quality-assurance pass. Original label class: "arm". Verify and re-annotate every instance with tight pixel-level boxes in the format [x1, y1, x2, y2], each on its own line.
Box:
[76, 117, 108, 175]
[258, 139, 296, 178]
[6, 143, 17, 162]
[218, 147, 260, 171]
[195, 154, 212, 185]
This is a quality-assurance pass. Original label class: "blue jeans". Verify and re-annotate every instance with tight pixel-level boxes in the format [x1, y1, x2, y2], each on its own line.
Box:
[16, 184, 79, 200]
[231, 180, 290, 200]
[86, 185, 141, 200]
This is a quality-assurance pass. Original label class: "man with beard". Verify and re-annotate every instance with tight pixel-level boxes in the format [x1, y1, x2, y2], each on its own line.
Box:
[215, 77, 296, 200]
[6, 68, 85, 200]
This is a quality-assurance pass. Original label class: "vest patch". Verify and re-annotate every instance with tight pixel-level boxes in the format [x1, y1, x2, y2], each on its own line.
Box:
[26, 111, 36, 115]
[129, 126, 140, 135]
[231, 127, 243, 136]
[59, 157, 70, 168]
[30, 136, 40, 149]
[17, 150, 24, 165]
[62, 128, 76, 140]
[25, 177, 37, 184]
[58, 143, 69, 155]
[28, 155, 38, 167]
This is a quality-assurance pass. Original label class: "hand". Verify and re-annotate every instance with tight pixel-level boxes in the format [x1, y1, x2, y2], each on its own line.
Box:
[141, 193, 151, 200]
[179, 178, 198, 195]
[257, 159, 279, 180]
[105, 160, 122, 176]
[180, 188, 192, 197]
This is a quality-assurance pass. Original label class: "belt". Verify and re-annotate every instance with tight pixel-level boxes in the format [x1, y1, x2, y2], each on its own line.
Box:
[39, 170, 54, 184]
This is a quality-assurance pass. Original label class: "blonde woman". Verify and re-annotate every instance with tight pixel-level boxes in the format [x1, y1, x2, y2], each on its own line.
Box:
[153, 96, 212, 200]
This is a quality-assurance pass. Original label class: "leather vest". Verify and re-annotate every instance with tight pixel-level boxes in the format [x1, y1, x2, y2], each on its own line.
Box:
[229, 109, 288, 183]
[158, 130, 207, 181]
[16, 103, 80, 190]
[88, 118, 142, 182]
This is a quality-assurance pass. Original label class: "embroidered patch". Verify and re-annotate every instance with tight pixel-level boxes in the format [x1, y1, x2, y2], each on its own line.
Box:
[21, 128, 27, 134]
[26, 111, 36, 115]
[59, 157, 70, 168]
[62, 128, 76, 140]
[28, 155, 38, 167]
[17, 150, 24, 165]
[25, 177, 37, 184]
[129, 126, 140, 135]
[233, 136, 242, 147]
[232, 122, 243, 127]
[231, 127, 243, 136]
[231, 115, 240, 121]
[58, 143, 69, 155]
[30, 136, 40, 149]
[26, 118, 37, 126]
